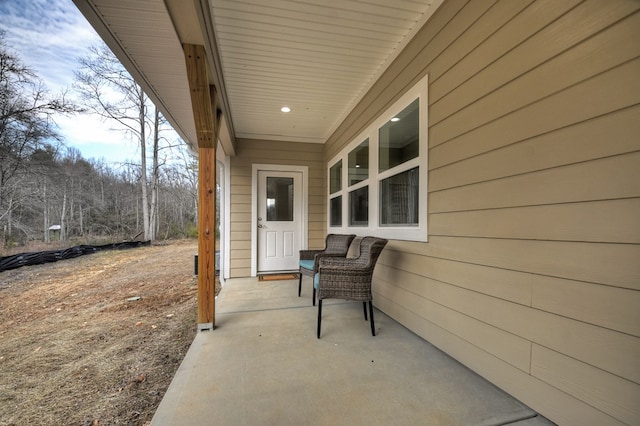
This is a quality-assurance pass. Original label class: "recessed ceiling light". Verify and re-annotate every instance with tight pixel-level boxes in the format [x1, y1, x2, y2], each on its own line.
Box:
[390, 117, 400, 122]
[281, 106, 291, 113]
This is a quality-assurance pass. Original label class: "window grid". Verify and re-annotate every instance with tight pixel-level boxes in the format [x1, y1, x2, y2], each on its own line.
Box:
[327, 74, 428, 242]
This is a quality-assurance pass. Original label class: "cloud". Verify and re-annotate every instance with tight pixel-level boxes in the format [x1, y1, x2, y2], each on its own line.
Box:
[0, 0, 143, 164]
[55, 114, 141, 165]
[0, 0, 100, 92]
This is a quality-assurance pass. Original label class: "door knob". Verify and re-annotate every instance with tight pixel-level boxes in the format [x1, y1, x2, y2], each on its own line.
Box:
[258, 224, 263, 228]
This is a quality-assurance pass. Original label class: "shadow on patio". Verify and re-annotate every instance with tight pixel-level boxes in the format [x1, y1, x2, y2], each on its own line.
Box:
[152, 277, 554, 426]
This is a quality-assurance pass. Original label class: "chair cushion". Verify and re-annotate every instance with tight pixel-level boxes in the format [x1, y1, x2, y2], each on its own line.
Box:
[314, 273, 319, 289]
[299, 259, 314, 271]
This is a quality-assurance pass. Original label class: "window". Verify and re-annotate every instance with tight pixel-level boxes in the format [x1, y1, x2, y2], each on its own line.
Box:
[330, 196, 342, 226]
[349, 186, 368, 226]
[329, 160, 342, 194]
[379, 99, 419, 173]
[327, 75, 428, 242]
[348, 139, 368, 185]
[266, 177, 294, 221]
[329, 160, 343, 226]
[380, 168, 418, 225]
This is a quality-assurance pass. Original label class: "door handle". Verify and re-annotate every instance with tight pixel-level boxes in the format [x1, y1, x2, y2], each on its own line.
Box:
[258, 224, 263, 228]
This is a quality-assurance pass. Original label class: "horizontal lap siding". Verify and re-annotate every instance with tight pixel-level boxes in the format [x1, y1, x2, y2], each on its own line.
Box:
[326, 0, 640, 424]
[430, 199, 640, 243]
[229, 139, 324, 277]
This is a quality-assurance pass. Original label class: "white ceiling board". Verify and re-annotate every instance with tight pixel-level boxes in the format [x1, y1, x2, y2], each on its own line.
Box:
[210, 0, 443, 143]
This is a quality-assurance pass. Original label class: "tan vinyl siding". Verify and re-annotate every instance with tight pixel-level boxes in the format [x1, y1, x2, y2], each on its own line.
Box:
[324, 0, 640, 424]
[229, 139, 325, 278]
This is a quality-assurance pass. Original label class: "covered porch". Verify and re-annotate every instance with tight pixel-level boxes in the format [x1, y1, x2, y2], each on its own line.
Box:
[72, 0, 640, 424]
[151, 276, 553, 425]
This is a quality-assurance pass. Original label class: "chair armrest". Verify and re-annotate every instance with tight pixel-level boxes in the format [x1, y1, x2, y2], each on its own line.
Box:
[319, 256, 366, 269]
[312, 253, 349, 272]
[299, 249, 322, 261]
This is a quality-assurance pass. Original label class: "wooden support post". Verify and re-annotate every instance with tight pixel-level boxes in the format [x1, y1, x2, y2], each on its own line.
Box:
[197, 146, 215, 328]
[184, 43, 218, 329]
[184, 44, 215, 148]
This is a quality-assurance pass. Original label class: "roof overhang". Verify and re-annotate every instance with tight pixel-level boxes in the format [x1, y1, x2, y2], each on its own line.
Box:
[72, 0, 443, 154]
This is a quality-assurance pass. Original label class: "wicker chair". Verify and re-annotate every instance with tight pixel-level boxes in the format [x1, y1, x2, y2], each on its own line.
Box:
[315, 236, 388, 338]
[298, 234, 356, 306]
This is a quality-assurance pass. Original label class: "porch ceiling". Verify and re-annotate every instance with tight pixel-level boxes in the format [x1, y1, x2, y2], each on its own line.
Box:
[72, 0, 442, 152]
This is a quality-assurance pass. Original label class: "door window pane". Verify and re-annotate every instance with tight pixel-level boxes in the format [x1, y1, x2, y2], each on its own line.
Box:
[329, 160, 342, 194]
[330, 196, 342, 226]
[348, 139, 369, 186]
[379, 99, 419, 172]
[349, 186, 368, 226]
[380, 167, 419, 226]
[266, 177, 293, 221]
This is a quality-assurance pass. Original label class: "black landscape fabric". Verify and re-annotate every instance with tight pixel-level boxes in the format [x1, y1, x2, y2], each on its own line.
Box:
[0, 241, 150, 273]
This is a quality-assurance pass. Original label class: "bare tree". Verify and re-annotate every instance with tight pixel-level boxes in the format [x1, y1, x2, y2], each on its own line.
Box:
[0, 34, 198, 249]
[74, 43, 169, 241]
[157, 147, 198, 239]
[0, 31, 78, 245]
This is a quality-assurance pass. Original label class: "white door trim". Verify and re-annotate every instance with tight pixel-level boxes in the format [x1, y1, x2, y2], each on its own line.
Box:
[251, 164, 308, 277]
[219, 152, 231, 282]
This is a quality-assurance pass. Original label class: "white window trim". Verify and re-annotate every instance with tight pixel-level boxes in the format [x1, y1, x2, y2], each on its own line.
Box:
[328, 74, 428, 242]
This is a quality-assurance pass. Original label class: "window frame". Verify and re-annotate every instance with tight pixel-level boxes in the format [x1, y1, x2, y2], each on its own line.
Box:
[327, 74, 428, 242]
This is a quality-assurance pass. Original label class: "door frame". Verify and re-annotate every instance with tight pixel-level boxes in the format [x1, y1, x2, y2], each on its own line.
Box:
[251, 163, 308, 277]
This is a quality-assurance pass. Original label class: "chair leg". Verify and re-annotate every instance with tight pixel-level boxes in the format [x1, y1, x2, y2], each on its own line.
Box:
[369, 301, 375, 336]
[363, 302, 368, 321]
[312, 288, 316, 306]
[317, 300, 323, 339]
[298, 273, 302, 297]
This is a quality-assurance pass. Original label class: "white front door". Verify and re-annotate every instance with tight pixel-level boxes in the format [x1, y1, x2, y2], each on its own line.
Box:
[257, 169, 303, 273]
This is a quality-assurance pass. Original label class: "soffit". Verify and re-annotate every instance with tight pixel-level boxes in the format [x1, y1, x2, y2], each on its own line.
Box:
[209, 0, 442, 143]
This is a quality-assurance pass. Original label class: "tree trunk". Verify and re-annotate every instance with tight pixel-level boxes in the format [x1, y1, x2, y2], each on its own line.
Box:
[148, 106, 160, 241]
[69, 189, 74, 238]
[60, 186, 67, 241]
[7, 195, 13, 238]
[43, 183, 50, 243]
[79, 203, 84, 236]
[138, 87, 150, 241]
[3, 195, 12, 246]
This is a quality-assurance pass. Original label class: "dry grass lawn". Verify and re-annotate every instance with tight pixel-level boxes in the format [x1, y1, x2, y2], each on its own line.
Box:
[0, 239, 218, 425]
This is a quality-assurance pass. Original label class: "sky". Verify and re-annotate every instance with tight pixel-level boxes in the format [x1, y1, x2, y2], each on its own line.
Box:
[0, 0, 151, 165]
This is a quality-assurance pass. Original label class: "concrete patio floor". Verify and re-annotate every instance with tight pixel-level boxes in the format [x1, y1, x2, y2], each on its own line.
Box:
[152, 276, 555, 426]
